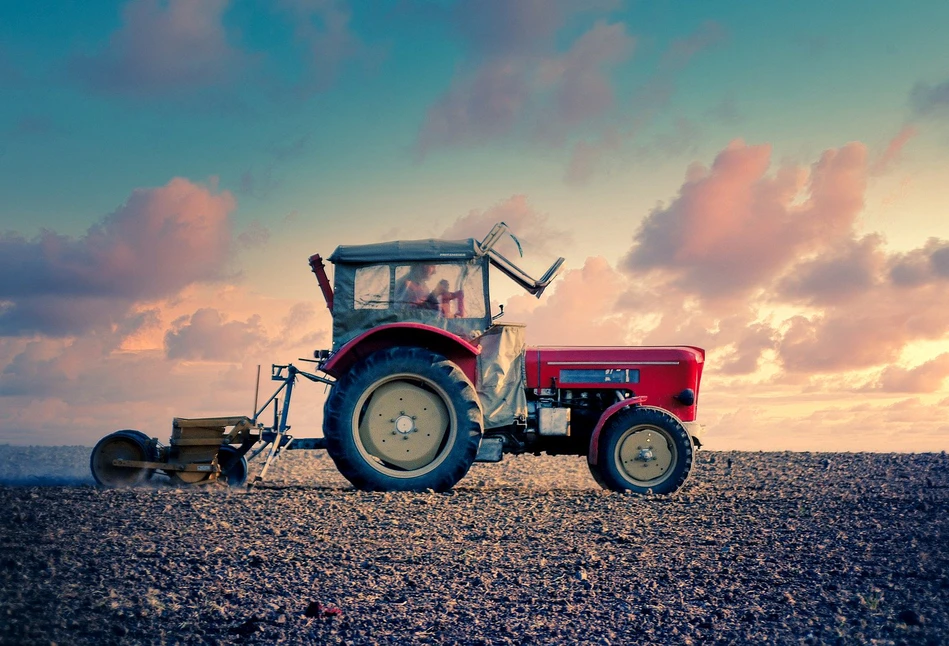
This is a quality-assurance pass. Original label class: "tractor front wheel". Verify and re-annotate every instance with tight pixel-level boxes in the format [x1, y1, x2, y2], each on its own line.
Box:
[323, 347, 483, 492]
[90, 430, 157, 488]
[589, 407, 693, 495]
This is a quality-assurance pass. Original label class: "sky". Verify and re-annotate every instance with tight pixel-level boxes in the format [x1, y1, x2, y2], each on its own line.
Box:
[2, 0, 949, 452]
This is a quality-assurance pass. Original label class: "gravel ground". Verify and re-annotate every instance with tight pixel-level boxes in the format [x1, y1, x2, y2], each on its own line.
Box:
[1, 446, 947, 645]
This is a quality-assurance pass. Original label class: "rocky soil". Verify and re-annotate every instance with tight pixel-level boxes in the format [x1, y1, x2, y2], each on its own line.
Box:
[1, 446, 947, 645]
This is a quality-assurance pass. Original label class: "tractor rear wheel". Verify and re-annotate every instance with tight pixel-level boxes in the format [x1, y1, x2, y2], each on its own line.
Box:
[589, 407, 693, 495]
[323, 347, 483, 492]
[90, 430, 156, 488]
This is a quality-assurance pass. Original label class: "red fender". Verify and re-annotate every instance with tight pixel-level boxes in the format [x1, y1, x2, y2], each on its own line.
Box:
[587, 397, 652, 466]
[322, 323, 481, 384]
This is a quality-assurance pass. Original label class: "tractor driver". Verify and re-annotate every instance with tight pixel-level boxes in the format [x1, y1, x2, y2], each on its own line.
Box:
[395, 264, 440, 310]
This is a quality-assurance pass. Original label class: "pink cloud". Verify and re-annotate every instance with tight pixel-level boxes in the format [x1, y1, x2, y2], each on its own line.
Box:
[870, 125, 918, 175]
[417, 61, 532, 153]
[623, 140, 867, 299]
[869, 354, 949, 393]
[889, 238, 949, 286]
[776, 234, 886, 305]
[503, 256, 629, 346]
[165, 308, 267, 361]
[0, 178, 236, 336]
[540, 21, 635, 127]
[441, 195, 570, 258]
[776, 236, 949, 373]
[563, 129, 621, 185]
[70, 0, 246, 96]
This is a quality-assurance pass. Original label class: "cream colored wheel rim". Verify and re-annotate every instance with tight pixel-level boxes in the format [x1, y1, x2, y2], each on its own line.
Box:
[615, 426, 675, 486]
[353, 374, 455, 478]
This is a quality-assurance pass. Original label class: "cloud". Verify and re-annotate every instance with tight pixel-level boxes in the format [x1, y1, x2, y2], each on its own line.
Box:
[563, 128, 622, 184]
[563, 22, 728, 184]
[165, 308, 267, 361]
[278, 0, 376, 95]
[69, 0, 247, 97]
[609, 139, 949, 377]
[0, 178, 236, 336]
[417, 7, 633, 157]
[450, 0, 571, 57]
[237, 222, 271, 249]
[416, 60, 532, 153]
[870, 125, 918, 175]
[502, 256, 629, 345]
[441, 195, 570, 258]
[777, 246, 949, 373]
[867, 354, 949, 393]
[623, 140, 867, 300]
[537, 21, 635, 130]
[910, 77, 949, 117]
[776, 234, 886, 305]
[889, 238, 949, 286]
[659, 20, 728, 72]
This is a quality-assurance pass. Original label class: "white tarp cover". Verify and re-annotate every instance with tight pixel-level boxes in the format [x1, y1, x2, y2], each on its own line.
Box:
[476, 324, 528, 429]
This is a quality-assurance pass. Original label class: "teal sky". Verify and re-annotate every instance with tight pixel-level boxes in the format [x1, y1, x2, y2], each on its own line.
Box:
[2, 0, 949, 449]
[3, 1, 947, 239]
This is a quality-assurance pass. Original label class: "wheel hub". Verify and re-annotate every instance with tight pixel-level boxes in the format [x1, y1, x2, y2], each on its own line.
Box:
[394, 414, 415, 434]
[617, 428, 674, 483]
[636, 447, 655, 462]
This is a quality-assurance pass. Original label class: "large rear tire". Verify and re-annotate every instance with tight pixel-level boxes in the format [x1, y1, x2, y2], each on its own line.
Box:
[588, 407, 693, 495]
[90, 430, 157, 488]
[323, 347, 483, 492]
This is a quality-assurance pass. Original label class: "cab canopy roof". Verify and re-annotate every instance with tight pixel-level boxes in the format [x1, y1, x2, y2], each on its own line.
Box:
[329, 238, 480, 264]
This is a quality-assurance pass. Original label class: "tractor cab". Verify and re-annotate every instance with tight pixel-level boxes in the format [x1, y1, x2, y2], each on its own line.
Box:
[311, 223, 566, 351]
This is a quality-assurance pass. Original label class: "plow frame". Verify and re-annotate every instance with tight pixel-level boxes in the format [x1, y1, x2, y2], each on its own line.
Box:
[92, 361, 335, 488]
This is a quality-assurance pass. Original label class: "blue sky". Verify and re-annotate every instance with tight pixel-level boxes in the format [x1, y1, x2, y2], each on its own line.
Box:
[2, 0, 949, 449]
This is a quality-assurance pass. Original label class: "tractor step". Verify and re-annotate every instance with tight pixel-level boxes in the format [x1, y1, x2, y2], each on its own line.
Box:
[475, 437, 503, 462]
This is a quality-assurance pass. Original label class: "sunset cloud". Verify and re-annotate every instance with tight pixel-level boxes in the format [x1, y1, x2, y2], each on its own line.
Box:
[870, 354, 949, 393]
[165, 308, 267, 361]
[870, 125, 918, 175]
[441, 194, 570, 259]
[0, 178, 236, 336]
[623, 140, 867, 300]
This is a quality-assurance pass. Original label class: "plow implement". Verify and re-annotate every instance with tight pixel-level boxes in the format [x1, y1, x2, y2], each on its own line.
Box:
[90, 363, 332, 488]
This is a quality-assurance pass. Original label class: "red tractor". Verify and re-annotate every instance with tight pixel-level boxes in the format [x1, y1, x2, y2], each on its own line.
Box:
[89, 223, 704, 494]
[310, 223, 705, 494]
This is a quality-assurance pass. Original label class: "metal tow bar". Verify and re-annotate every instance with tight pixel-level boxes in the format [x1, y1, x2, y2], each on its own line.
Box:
[247, 362, 334, 488]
